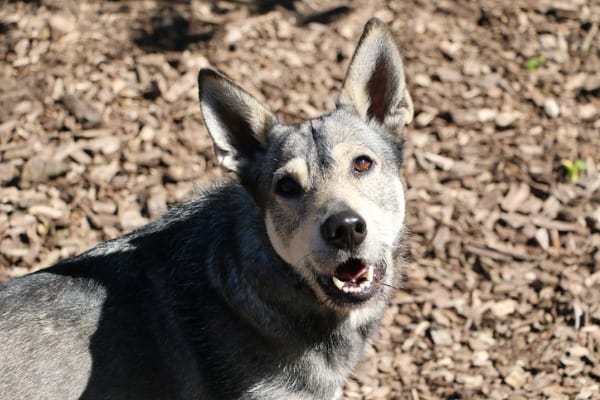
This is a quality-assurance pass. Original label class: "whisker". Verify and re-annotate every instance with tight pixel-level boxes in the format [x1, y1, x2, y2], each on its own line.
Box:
[381, 283, 402, 290]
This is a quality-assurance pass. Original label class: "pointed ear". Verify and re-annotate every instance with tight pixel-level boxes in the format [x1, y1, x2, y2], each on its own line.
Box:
[198, 69, 278, 173]
[337, 18, 413, 133]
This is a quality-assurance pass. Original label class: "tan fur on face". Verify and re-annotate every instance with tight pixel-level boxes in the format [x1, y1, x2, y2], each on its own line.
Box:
[273, 157, 310, 193]
[266, 157, 314, 268]
[266, 143, 405, 285]
[265, 208, 316, 269]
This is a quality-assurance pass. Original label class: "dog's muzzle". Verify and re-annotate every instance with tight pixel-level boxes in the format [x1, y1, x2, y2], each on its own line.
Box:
[317, 210, 386, 304]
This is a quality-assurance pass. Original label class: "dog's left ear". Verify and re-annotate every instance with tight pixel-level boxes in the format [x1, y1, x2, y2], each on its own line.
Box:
[337, 18, 413, 133]
[198, 69, 278, 174]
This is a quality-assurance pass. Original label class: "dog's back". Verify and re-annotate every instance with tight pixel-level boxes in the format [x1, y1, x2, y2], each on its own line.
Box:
[0, 18, 412, 400]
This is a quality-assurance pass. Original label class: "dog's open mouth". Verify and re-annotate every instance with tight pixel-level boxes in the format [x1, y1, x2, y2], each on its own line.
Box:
[318, 259, 385, 304]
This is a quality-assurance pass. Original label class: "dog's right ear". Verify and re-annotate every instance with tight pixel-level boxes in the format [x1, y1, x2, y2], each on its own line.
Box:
[198, 69, 278, 174]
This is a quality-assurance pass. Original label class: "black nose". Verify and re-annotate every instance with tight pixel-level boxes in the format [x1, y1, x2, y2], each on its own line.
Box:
[321, 211, 367, 250]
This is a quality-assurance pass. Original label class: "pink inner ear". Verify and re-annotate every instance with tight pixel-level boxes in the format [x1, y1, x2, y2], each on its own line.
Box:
[367, 57, 390, 123]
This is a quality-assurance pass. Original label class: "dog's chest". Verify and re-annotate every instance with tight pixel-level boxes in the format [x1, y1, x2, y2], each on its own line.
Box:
[243, 346, 354, 400]
[246, 374, 340, 400]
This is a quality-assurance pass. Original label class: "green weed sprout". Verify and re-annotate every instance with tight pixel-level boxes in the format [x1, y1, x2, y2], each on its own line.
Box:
[525, 55, 547, 71]
[561, 159, 587, 183]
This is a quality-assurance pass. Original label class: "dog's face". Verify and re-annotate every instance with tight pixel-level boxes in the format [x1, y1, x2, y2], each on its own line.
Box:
[198, 19, 413, 312]
[260, 111, 408, 310]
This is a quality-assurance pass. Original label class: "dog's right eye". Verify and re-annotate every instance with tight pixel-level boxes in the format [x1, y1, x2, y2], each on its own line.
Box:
[353, 155, 373, 173]
[275, 176, 303, 198]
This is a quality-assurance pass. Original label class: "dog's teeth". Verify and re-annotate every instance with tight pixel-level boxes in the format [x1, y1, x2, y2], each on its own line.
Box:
[332, 276, 345, 291]
[333, 267, 375, 295]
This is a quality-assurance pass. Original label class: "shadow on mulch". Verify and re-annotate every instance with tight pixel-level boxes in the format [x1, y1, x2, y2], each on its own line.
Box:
[130, 1, 352, 52]
[221, 0, 297, 14]
[131, 6, 213, 52]
[296, 5, 352, 25]
[235, 0, 350, 22]
[0, 21, 8, 35]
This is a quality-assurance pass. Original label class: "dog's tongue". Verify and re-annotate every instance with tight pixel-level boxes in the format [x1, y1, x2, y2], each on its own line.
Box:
[335, 260, 368, 282]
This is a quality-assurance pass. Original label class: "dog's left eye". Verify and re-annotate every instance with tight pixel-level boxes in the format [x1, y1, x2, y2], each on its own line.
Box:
[275, 176, 303, 198]
[353, 156, 373, 173]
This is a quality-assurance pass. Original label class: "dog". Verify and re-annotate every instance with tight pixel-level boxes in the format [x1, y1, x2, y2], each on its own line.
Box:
[0, 18, 413, 400]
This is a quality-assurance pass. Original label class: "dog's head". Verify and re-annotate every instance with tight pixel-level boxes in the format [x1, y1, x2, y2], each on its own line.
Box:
[198, 18, 412, 312]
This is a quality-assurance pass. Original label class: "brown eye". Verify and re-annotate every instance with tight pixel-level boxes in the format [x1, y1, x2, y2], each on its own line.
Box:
[275, 175, 303, 198]
[353, 156, 373, 173]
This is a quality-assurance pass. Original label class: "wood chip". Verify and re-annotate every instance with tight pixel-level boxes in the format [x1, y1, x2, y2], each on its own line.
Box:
[500, 182, 530, 212]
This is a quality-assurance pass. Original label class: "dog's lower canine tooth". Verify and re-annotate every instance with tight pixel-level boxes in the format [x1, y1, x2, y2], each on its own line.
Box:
[332, 276, 346, 290]
[366, 266, 374, 282]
